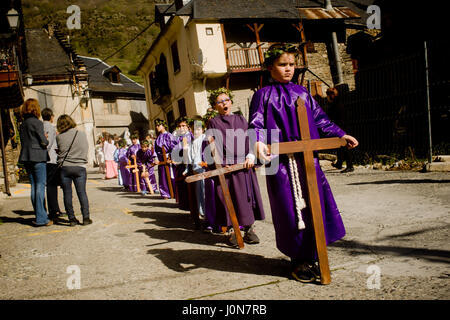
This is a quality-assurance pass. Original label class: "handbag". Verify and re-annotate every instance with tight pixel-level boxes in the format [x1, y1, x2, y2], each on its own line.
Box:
[48, 130, 78, 185]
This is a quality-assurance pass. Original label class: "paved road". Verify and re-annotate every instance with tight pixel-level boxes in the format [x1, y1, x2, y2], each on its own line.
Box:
[0, 163, 449, 300]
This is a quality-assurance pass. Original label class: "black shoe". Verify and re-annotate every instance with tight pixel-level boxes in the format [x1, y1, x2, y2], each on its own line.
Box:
[69, 218, 80, 227]
[291, 263, 317, 283]
[308, 262, 321, 281]
[82, 218, 93, 226]
[341, 167, 354, 173]
[226, 229, 239, 247]
[332, 162, 343, 169]
[243, 225, 260, 244]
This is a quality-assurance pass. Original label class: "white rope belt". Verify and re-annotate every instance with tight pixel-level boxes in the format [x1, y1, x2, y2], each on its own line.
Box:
[288, 154, 306, 230]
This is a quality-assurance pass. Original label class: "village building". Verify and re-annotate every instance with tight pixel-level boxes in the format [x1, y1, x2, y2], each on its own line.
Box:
[21, 26, 95, 164]
[79, 56, 148, 140]
[136, 0, 370, 130]
[0, 0, 26, 194]
[21, 25, 149, 166]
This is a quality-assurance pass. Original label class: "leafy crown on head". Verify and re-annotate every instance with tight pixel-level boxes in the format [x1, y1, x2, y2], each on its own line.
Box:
[208, 87, 233, 107]
[263, 43, 299, 68]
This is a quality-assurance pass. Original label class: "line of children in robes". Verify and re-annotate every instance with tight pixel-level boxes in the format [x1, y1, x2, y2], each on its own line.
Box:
[111, 45, 358, 285]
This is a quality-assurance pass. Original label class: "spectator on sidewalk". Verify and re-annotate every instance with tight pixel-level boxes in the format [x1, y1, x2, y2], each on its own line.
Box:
[42, 108, 63, 221]
[56, 115, 92, 226]
[18, 99, 52, 227]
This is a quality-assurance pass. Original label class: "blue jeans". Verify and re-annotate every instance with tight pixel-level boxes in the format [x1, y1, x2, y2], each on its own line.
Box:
[60, 166, 90, 220]
[193, 167, 205, 216]
[24, 161, 49, 225]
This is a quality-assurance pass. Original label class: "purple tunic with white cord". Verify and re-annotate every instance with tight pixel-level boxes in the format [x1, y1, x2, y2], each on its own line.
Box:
[207, 114, 265, 228]
[248, 81, 346, 262]
[126, 143, 141, 192]
[136, 147, 158, 192]
[155, 132, 178, 199]
[117, 147, 131, 189]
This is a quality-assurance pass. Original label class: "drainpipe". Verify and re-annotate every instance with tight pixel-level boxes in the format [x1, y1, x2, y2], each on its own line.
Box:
[325, 0, 344, 85]
[424, 41, 433, 165]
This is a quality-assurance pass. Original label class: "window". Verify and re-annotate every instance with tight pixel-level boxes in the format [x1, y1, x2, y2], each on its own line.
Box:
[171, 41, 181, 74]
[103, 98, 118, 114]
[109, 72, 120, 83]
[205, 27, 213, 35]
[166, 110, 175, 132]
[178, 98, 186, 118]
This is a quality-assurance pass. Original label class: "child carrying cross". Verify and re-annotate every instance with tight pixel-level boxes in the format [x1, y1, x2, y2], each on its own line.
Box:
[248, 43, 358, 283]
[207, 88, 266, 246]
[136, 140, 158, 195]
[126, 133, 141, 192]
[154, 118, 179, 199]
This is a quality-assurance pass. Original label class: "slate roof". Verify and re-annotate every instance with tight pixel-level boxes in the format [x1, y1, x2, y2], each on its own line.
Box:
[25, 29, 74, 77]
[80, 56, 144, 97]
[156, 0, 372, 21]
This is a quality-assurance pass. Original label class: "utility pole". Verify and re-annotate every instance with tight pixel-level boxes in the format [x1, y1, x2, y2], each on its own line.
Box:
[325, 0, 344, 85]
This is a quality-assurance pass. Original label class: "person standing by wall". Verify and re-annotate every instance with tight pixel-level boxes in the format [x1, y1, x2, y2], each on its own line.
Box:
[18, 99, 52, 227]
[326, 86, 354, 173]
[56, 115, 92, 226]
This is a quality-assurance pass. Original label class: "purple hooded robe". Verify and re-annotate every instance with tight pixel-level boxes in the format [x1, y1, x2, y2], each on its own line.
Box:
[117, 147, 131, 189]
[155, 131, 178, 199]
[136, 147, 158, 192]
[248, 81, 346, 262]
[126, 143, 141, 192]
[206, 114, 265, 228]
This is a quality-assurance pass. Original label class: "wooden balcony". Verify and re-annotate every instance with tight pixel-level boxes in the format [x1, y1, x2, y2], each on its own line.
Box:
[0, 69, 24, 109]
[0, 69, 19, 88]
[227, 47, 305, 73]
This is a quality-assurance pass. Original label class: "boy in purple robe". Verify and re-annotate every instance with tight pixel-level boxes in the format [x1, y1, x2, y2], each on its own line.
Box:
[136, 140, 158, 195]
[201, 111, 221, 233]
[115, 139, 131, 190]
[206, 88, 266, 246]
[173, 117, 194, 210]
[248, 43, 359, 283]
[154, 118, 178, 199]
[126, 134, 141, 192]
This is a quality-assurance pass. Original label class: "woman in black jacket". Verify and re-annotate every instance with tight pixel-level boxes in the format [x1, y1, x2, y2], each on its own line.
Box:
[18, 99, 52, 226]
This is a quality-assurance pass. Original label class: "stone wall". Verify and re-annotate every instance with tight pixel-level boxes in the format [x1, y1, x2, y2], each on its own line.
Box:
[0, 140, 20, 193]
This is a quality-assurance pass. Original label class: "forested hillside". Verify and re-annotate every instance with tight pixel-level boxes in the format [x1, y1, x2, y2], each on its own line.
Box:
[22, 0, 163, 84]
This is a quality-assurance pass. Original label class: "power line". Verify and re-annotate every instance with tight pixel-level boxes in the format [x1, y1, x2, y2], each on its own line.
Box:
[26, 2, 175, 75]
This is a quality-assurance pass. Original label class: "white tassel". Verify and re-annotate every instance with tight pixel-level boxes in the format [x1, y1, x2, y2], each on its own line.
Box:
[288, 154, 307, 230]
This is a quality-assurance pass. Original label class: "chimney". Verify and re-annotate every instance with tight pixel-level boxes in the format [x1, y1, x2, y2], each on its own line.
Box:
[175, 0, 184, 11]
[46, 23, 55, 38]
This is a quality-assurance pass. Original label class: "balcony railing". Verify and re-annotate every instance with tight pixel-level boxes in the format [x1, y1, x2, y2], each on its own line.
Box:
[0, 69, 19, 88]
[227, 47, 305, 72]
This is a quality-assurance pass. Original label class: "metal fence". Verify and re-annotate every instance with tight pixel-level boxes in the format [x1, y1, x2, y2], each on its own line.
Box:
[323, 39, 449, 162]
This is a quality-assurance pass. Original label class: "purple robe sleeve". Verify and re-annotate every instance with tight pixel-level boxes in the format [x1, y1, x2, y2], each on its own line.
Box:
[248, 89, 267, 144]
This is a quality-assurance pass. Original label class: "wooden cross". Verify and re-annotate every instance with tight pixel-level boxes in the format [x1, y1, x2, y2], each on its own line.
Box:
[159, 146, 175, 199]
[268, 98, 347, 285]
[186, 137, 245, 249]
[126, 156, 141, 193]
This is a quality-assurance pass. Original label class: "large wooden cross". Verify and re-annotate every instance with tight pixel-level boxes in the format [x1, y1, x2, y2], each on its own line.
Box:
[268, 98, 347, 285]
[160, 146, 175, 199]
[186, 137, 246, 249]
[126, 156, 141, 193]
